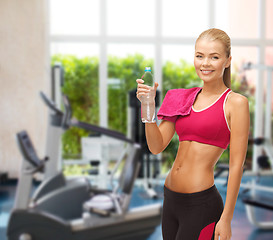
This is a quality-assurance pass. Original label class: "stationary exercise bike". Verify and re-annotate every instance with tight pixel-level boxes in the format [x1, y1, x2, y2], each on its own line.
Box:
[7, 93, 162, 240]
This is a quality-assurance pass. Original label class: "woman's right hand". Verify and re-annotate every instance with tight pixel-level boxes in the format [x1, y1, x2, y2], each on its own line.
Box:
[136, 79, 159, 102]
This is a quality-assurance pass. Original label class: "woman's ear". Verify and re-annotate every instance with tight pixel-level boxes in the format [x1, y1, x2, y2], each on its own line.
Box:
[225, 56, 232, 68]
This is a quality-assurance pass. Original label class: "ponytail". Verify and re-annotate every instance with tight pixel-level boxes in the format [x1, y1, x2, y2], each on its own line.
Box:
[223, 65, 231, 88]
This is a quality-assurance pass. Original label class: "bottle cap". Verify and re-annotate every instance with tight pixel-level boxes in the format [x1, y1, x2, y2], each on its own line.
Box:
[145, 67, 151, 72]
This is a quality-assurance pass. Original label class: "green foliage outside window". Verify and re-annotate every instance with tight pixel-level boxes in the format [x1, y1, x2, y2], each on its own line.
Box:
[51, 55, 99, 158]
[51, 54, 254, 173]
[107, 54, 153, 134]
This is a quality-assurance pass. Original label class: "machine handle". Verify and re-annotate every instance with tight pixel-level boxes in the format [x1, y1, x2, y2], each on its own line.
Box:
[16, 131, 48, 174]
[70, 119, 135, 144]
[40, 91, 63, 116]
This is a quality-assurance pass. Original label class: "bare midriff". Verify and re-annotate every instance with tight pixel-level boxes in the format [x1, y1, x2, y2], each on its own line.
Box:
[164, 140, 225, 193]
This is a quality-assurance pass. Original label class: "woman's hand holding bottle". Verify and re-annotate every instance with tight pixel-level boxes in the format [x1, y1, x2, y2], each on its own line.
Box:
[136, 79, 159, 103]
[136, 70, 159, 123]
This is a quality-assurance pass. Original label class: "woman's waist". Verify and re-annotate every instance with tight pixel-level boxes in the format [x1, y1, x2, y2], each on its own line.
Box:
[163, 183, 222, 206]
[164, 183, 217, 201]
[165, 168, 215, 193]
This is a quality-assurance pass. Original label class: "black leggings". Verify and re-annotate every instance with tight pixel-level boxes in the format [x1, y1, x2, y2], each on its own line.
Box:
[162, 184, 224, 240]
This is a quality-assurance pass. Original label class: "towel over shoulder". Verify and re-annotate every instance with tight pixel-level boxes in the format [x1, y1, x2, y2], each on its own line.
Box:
[157, 87, 202, 122]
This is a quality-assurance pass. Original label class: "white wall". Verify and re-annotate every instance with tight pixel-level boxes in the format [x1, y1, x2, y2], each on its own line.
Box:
[0, 0, 50, 178]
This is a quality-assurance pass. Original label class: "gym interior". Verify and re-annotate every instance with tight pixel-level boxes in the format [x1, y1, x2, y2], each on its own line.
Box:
[1, 0, 273, 239]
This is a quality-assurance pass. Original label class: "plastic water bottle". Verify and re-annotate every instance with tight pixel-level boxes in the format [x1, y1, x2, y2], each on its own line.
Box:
[141, 67, 156, 123]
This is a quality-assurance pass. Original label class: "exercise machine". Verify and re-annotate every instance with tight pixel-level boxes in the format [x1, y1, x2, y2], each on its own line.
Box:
[80, 133, 125, 188]
[36, 89, 134, 197]
[45, 64, 129, 188]
[0, 172, 8, 184]
[7, 127, 162, 239]
[43, 63, 64, 180]
[240, 62, 273, 229]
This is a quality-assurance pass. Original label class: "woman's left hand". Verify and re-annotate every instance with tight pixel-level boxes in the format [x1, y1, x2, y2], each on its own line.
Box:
[214, 218, 232, 240]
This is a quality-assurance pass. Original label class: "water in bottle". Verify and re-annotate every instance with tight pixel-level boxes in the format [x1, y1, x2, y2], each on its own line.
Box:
[141, 67, 156, 123]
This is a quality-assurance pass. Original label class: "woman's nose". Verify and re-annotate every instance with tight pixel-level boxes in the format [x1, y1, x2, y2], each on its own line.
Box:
[202, 58, 211, 66]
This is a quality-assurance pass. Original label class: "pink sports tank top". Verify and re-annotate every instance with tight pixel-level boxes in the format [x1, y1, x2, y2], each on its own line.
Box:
[175, 88, 232, 149]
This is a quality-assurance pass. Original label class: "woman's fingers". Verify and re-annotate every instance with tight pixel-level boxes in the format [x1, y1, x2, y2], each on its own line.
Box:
[136, 79, 150, 98]
[136, 79, 159, 101]
[214, 231, 219, 240]
[138, 85, 151, 91]
[136, 79, 144, 84]
[136, 79, 151, 90]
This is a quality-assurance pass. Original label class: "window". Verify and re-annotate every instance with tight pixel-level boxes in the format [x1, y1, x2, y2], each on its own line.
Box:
[228, 0, 259, 39]
[51, 43, 99, 57]
[49, 0, 273, 170]
[232, 46, 258, 87]
[162, 0, 209, 38]
[49, 0, 273, 127]
[162, 45, 195, 65]
[107, 44, 154, 133]
[50, 0, 100, 35]
[265, 47, 273, 65]
[214, 0, 229, 32]
[106, 0, 156, 36]
[266, 0, 273, 39]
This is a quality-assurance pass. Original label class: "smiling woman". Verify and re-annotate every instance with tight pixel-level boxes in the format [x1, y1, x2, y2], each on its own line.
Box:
[194, 40, 231, 85]
[136, 28, 250, 240]
[194, 29, 232, 89]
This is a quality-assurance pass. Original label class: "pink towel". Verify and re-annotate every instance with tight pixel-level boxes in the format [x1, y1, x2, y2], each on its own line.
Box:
[157, 87, 202, 122]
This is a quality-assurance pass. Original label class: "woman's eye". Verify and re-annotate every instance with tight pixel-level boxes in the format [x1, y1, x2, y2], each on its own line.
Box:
[196, 55, 202, 58]
[212, 56, 219, 60]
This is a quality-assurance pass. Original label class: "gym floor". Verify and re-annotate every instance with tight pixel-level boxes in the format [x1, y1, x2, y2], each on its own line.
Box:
[1, 176, 273, 240]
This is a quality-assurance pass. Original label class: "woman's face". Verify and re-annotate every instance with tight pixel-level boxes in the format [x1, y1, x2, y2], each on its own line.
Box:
[194, 39, 231, 84]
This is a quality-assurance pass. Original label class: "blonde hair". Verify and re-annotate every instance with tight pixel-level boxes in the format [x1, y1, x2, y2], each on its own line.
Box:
[196, 28, 231, 88]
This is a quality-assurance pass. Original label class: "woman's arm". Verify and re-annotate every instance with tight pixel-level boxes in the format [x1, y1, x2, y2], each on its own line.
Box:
[221, 93, 250, 221]
[215, 93, 250, 240]
[136, 79, 176, 155]
[145, 121, 176, 155]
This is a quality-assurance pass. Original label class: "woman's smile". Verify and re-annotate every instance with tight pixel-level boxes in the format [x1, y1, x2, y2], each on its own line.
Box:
[201, 69, 215, 75]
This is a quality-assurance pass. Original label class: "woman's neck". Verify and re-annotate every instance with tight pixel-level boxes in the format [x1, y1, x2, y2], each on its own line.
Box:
[201, 82, 228, 96]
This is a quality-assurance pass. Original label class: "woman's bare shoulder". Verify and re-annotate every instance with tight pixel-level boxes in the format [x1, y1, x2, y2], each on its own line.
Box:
[225, 91, 249, 118]
[228, 91, 249, 106]
[226, 91, 249, 119]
